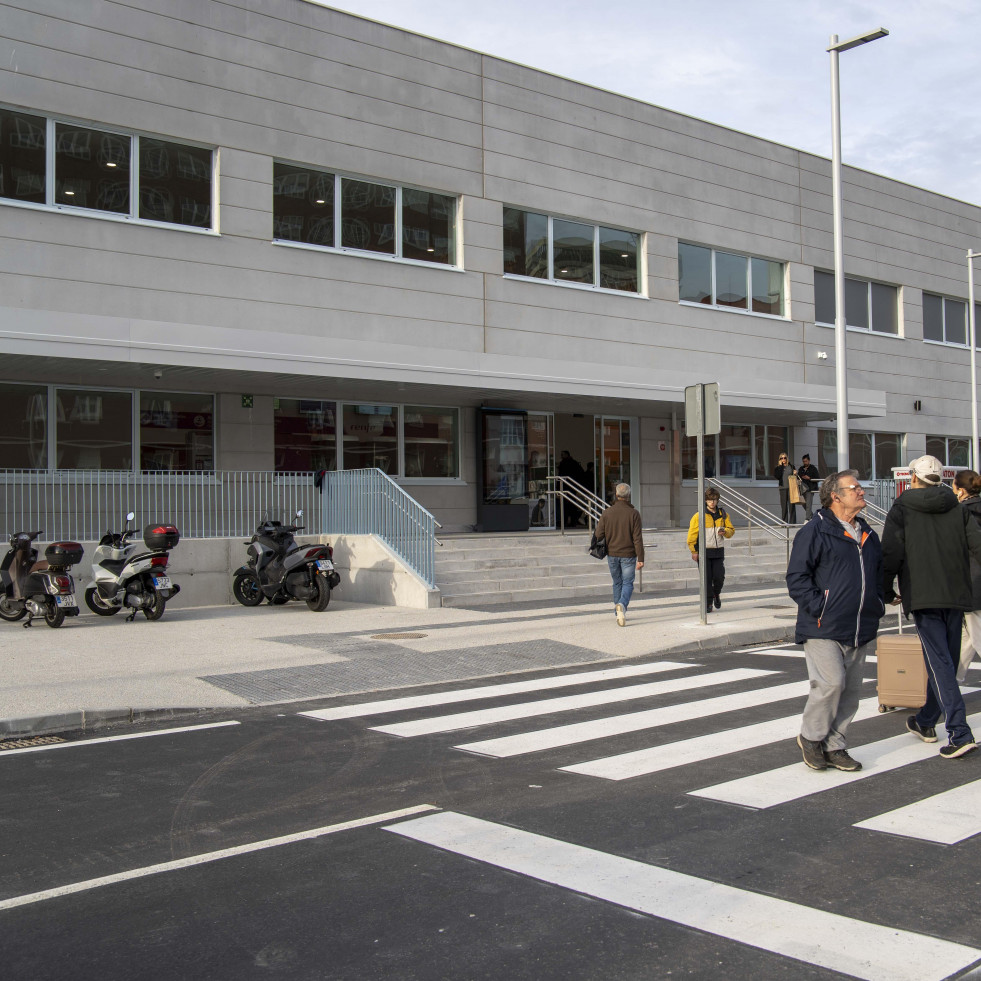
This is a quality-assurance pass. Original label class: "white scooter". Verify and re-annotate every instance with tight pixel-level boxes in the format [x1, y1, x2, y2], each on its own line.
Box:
[84, 511, 181, 621]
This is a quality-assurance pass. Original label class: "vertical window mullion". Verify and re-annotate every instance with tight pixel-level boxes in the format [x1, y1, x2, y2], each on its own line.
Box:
[394, 186, 402, 259]
[745, 253, 752, 310]
[45, 118, 56, 206]
[46, 385, 56, 470]
[593, 226, 600, 288]
[867, 281, 873, 332]
[130, 135, 139, 220]
[547, 217, 554, 284]
[334, 174, 342, 249]
[336, 402, 344, 470]
[397, 404, 404, 477]
[710, 250, 717, 306]
[132, 387, 140, 473]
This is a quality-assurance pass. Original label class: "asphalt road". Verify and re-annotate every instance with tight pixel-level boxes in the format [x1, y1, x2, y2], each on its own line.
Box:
[3, 644, 981, 981]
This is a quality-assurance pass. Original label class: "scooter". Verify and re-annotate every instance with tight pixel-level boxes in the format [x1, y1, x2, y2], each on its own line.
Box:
[232, 510, 340, 611]
[0, 531, 83, 628]
[84, 512, 181, 622]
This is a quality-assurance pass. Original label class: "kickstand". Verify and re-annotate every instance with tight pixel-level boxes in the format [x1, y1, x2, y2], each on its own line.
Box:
[125, 609, 138, 622]
[22, 616, 33, 628]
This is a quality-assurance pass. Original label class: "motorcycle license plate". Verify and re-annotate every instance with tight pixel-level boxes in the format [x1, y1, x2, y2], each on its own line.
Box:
[316, 560, 334, 572]
[55, 594, 77, 608]
[152, 576, 172, 589]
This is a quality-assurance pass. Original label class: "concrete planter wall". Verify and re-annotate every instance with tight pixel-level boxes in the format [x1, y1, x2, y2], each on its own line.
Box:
[70, 534, 439, 610]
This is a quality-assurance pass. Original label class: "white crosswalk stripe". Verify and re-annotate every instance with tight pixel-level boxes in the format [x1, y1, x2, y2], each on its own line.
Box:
[854, 777, 981, 844]
[455, 678, 823, 758]
[385, 811, 981, 981]
[370, 668, 777, 738]
[298, 659, 697, 721]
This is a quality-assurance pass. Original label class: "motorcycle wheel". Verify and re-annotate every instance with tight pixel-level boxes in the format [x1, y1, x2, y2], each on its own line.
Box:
[305, 574, 331, 612]
[0, 595, 26, 622]
[85, 585, 121, 616]
[44, 604, 66, 628]
[143, 591, 166, 621]
[232, 572, 263, 607]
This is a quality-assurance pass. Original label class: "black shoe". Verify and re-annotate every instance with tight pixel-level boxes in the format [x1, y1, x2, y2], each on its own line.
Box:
[713, 595, 721, 610]
[940, 740, 978, 759]
[824, 749, 862, 771]
[906, 716, 938, 743]
[797, 734, 827, 770]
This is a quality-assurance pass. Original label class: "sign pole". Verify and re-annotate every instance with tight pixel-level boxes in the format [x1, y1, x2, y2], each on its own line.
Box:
[686, 382, 720, 627]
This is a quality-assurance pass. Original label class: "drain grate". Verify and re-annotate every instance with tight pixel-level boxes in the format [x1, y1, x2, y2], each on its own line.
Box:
[370, 633, 427, 640]
[0, 735, 66, 751]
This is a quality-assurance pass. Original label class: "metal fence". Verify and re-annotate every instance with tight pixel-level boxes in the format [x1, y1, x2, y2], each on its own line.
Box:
[0, 470, 326, 540]
[321, 468, 441, 588]
[866, 479, 898, 512]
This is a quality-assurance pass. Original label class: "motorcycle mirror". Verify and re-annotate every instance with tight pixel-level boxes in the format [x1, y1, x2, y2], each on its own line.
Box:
[295, 509, 303, 519]
[126, 511, 135, 522]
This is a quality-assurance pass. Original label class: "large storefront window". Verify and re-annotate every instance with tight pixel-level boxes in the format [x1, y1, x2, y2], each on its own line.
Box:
[55, 389, 132, 469]
[0, 383, 48, 467]
[403, 406, 459, 478]
[139, 392, 214, 471]
[274, 399, 337, 471]
[818, 430, 903, 480]
[683, 424, 788, 480]
[342, 404, 398, 474]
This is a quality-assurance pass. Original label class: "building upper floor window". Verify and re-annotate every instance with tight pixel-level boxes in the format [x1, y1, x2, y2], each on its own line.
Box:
[678, 243, 784, 316]
[272, 163, 457, 266]
[503, 208, 640, 293]
[814, 270, 898, 334]
[923, 292, 981, 348]
[0, 107, 214, 229]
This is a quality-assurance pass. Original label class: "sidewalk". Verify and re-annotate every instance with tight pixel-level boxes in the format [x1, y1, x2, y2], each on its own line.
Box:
[0, 582, 798, 738]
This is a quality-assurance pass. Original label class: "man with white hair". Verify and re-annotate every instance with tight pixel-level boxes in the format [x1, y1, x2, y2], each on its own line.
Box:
[882, 455, 981, 759]
[593, 482, 644, 627]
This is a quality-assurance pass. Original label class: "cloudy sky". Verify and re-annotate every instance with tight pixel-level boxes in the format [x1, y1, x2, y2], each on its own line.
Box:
[321, 0, 981, 206]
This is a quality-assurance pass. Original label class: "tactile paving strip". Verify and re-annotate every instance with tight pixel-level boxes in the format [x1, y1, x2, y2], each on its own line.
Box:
[200, 639, 604, 704]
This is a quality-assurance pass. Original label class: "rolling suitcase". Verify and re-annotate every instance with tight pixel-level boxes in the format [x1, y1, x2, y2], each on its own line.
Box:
[876, 609, 928, 713]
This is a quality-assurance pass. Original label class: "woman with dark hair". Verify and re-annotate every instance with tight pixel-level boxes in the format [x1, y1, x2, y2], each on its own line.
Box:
[774, 452, 798, 524]
[954, 468, 981, 681]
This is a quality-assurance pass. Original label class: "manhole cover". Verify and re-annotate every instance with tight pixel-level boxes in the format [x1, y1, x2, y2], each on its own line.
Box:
[370, 633, 428, 640]
[0, 735, 66, 751]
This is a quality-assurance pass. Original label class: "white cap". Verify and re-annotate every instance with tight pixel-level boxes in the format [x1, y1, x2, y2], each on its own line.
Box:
[908, 455, 943, 484]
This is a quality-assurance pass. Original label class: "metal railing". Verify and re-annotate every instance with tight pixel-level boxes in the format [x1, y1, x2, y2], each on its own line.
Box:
[544, 476, 609, 533]
[320, 468, 441, 588]
[0, 470, 326, 540]
[706, 478, 795, 562]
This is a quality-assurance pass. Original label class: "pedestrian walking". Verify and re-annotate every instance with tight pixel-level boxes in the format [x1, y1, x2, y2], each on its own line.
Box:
[786, 470, 884, 771]
[687, 487, 734, 613]
[953, 469, 981, 682]
[774, 453, 798, 524]
[797, 454, 820, 520]
[882, 455, 981, 759]
[593, 482, 644, 627]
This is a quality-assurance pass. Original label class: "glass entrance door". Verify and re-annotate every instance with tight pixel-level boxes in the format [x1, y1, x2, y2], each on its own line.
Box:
[527, 412, 554, 529]
[594, 416, 632, 504]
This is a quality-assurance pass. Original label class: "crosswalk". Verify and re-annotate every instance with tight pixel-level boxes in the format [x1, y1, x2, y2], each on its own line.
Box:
[302, 653, 981, 979]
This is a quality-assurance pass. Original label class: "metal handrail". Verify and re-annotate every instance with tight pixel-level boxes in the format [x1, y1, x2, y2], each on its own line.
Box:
[862, 499, 888, 527]
[544, 476, 609, 534]
[706, 477, 794, 562]
[321, 468, 442, 588]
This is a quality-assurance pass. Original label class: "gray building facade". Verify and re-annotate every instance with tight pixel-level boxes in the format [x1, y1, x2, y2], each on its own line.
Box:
[1, 0, 979, 532]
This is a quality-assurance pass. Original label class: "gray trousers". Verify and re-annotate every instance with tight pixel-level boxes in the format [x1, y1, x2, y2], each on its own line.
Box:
[800, 637, 874, 751]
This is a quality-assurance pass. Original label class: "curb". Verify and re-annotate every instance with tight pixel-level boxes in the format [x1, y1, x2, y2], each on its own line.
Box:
[0, 707, 221, 741]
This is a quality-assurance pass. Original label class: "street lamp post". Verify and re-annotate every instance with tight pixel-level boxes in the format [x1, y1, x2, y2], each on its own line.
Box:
[969, 250, 981, 470]
[828, 28, 888, 470]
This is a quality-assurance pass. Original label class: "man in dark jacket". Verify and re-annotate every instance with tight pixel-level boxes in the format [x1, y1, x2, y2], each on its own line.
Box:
[786, 470, 884, 771]
[594, 482, 644, 627]
[798, 454, 820, 520]
[882, 455, 981, 759]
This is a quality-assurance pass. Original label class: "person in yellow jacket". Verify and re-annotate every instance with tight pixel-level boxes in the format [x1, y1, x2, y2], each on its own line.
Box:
[688, 487, 735, 612]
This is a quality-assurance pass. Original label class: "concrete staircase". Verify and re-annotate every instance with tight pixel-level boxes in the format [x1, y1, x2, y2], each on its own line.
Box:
[435, 529, 790, 607]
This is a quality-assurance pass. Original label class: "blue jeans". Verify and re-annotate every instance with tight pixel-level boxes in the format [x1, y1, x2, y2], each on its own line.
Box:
[607, 556, 637, 610]
[913, 608, 974, 745]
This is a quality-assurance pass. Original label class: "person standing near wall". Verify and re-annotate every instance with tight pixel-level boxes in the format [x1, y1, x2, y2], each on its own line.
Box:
[594, 482, 644, 627]
[774, 453, 798, 524]
[798, 454, 820, 520]
[953, 469, 981, 682]
[687, 487, 734, 613]
[882, 455, 981, 759]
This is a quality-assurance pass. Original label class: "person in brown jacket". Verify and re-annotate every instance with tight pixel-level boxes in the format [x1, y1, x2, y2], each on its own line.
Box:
[593, 482, 645, 626]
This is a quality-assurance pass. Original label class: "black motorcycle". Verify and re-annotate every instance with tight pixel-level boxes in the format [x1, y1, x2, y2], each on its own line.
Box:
[232, 510, 340, 611]
[0, 531, 83, 628]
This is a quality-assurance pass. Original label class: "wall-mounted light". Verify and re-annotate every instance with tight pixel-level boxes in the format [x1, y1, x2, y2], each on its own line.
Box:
[913, 400, 922, 412]
[816, 351, 829, 360]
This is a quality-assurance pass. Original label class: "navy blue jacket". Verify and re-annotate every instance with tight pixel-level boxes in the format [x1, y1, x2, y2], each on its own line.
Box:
[786, 509, 884, 646]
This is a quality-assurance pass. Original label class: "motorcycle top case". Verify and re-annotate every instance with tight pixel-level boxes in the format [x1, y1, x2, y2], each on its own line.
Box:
[143, 524, 180, 551]
[44, 541, 84, 567]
